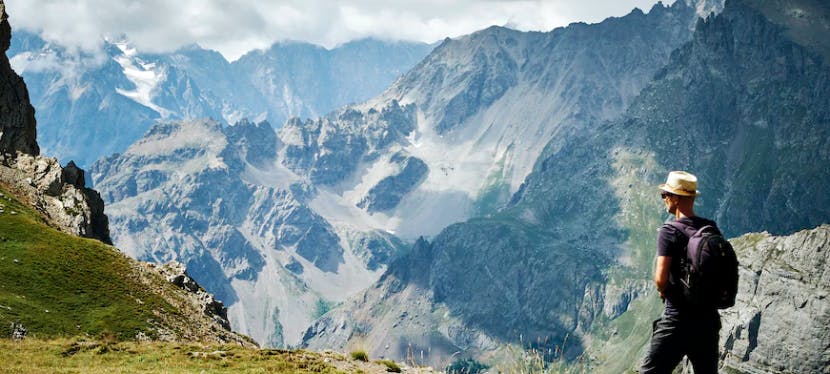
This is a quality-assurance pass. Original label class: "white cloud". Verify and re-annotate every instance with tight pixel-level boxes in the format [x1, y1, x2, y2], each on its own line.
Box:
[6, 0, 664, 61]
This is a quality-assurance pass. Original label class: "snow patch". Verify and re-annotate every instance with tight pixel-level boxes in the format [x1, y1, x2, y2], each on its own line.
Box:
[112, 42, 170, 116]
[68, 83, 89, 101]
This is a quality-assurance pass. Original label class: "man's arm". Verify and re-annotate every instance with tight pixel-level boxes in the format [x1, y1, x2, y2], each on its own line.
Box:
[654, 255, 671, 299]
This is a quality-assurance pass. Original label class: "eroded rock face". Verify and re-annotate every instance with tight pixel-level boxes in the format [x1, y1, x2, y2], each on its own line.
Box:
[91, 118, 401, 347]
[717, 225, 830, 374]
[0, 153, 110, 244]
[125, 259, 255, 347]
[0, 1, 38, 158]
[358, 154, 428, 213]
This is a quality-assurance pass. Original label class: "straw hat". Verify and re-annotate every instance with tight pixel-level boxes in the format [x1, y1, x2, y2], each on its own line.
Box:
[659, 171, 699, 196]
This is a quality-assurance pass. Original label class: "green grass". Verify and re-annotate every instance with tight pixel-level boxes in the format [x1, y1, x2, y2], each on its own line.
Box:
[0, 338, 347, 373]
[473, 145, 513, 217]
[375, 359, 402, 372]
[0, 186, 172, 340]
[314, 299, 335, 319]
[350, 349, 369, 362]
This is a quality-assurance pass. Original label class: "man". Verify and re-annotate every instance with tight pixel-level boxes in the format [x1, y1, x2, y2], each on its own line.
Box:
[641, 171, 721, 374]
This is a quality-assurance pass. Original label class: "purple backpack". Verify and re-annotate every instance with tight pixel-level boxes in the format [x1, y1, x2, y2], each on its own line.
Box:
[667, 221, 739, 309]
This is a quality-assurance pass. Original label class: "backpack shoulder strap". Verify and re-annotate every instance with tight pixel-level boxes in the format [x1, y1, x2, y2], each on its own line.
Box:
[666, 221, 697, 238]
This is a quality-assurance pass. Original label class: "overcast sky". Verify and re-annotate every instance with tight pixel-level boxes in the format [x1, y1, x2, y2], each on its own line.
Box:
[6, 0, 665, 61]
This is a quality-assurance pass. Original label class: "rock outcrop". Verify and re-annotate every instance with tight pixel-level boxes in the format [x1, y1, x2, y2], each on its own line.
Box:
[0, 1, 110, 243]
[717, 225, 830, 374]
[125, 259, 255, 347]
[156, 261, 234, 332]
[0, 1, 38, 158]
[358, 154, 428, 213]
[0, 154, 110, 243]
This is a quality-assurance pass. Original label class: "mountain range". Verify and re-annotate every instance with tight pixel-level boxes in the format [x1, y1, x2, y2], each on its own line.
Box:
[8, 31, 433, 168]
[300, 0, 830, 371]
[89, 0, 719, 351]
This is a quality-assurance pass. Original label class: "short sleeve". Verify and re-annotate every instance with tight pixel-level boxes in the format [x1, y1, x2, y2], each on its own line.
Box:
[657, 225, 677, 257]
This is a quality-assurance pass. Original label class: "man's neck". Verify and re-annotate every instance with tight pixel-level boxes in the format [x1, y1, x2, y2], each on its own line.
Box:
[675, 208, 695, 220]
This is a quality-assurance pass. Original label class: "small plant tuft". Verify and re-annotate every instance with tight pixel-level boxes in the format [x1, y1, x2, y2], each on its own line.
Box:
[350, 349, 369, 362]
[446, 357, 489, 374]
[376, 359, 402, 372]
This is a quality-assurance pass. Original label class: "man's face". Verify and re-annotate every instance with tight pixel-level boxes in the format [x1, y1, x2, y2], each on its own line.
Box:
[661, 191, 677, 214]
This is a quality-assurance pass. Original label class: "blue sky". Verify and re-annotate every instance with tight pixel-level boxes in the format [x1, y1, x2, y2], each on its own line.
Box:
[7, 0, 665, 61]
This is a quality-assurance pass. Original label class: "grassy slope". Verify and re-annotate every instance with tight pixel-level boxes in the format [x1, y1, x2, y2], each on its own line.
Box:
[0, 185, 371, 372]
[0, 338, 347, 374]
[0, 185, 172, 339]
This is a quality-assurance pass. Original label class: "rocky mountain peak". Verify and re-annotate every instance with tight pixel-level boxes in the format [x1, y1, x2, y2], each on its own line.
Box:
[224, 119, 278, 168]
[686, 0, 726, 19]
[0, 0, 39, 158]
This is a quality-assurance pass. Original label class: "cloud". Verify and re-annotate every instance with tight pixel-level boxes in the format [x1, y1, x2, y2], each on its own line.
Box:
[6, 0, 662, 61]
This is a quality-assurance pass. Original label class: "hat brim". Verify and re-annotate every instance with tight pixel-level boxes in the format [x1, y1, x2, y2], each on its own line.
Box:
[659, 184, 698, 196]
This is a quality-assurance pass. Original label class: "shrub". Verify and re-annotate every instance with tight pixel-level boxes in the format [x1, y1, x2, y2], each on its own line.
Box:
[350, 350, 369, 362]
[376, 359, 402, 373]
[446, 358, 488, 374]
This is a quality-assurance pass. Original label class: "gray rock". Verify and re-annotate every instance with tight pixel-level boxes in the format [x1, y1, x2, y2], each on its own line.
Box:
[280, 101, 417, 186]
[302, 0, 705, 365]
[349, 231, 406, 271]
[157, 261, 233, 331]
[358, 155, 428, 213]
[284, 257, 304, 274]
[10, 322, 26, 340]
[0, 147, 111, 244]
[303, 2, 830, 372]
[61, 161, 85, 189]
[717, 226, 830, 374]
[91, 118, 375, 346]
[224, 119, 278, 168]
[203, 226, 265, 281]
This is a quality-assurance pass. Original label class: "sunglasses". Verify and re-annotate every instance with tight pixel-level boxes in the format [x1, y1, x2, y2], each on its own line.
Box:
[660, 192, 675, 199]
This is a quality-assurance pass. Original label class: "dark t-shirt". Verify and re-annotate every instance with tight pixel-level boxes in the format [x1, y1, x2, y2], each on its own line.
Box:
[657, 216, 719, 316]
